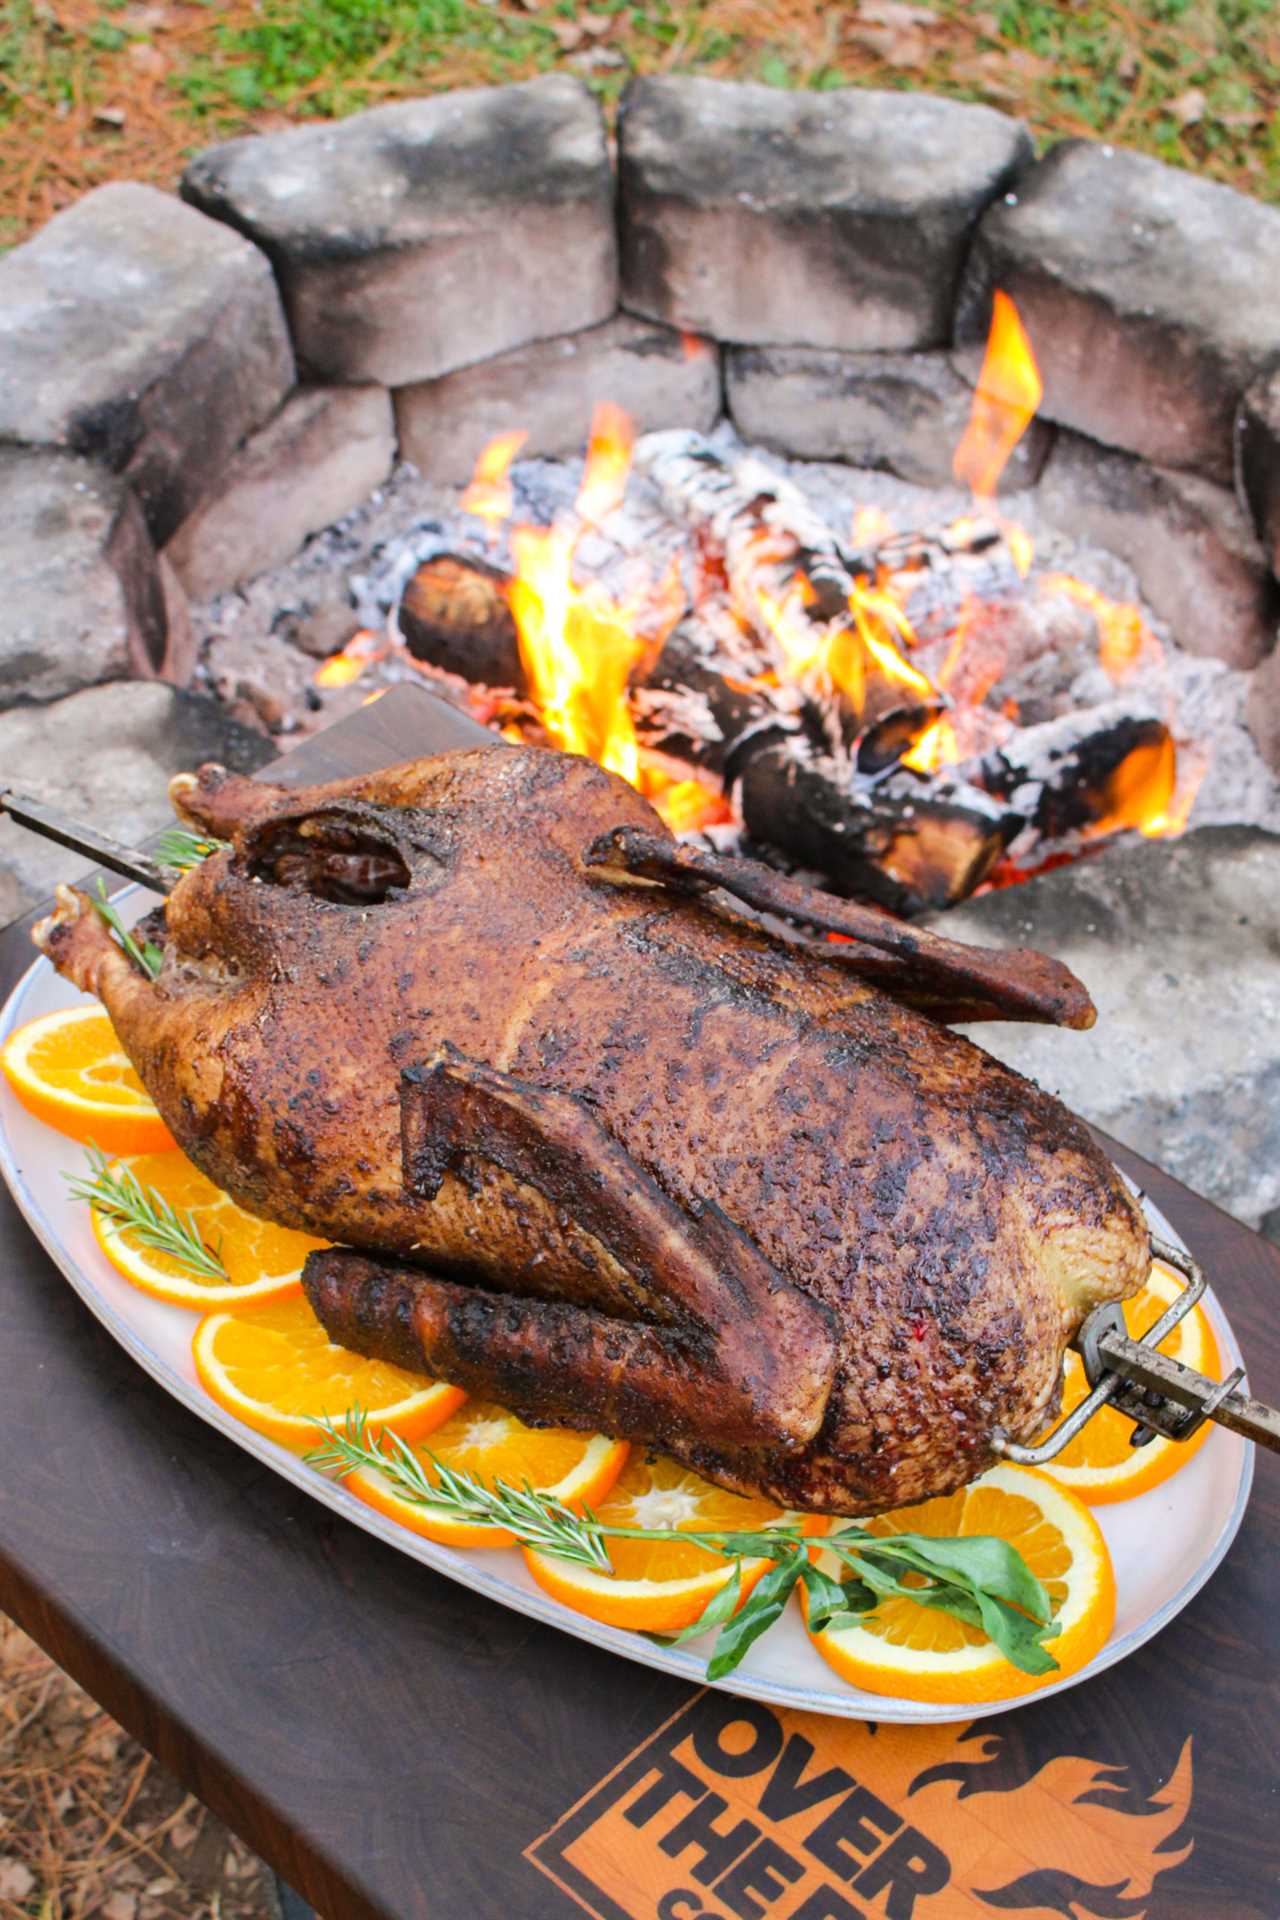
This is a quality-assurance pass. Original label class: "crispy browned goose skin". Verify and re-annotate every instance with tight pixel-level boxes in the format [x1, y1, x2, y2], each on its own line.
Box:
[34, 745, 1148, 1512]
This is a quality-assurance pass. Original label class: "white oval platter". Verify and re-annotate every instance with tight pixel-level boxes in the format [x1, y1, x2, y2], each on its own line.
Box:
[0, 893, 1254, 1724]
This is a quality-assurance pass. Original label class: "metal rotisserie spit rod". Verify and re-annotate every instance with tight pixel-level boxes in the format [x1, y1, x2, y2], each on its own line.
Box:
[0, 789, 177, 894]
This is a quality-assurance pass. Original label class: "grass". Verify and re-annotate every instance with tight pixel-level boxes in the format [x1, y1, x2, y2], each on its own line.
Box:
[1, 1, 1279, 246]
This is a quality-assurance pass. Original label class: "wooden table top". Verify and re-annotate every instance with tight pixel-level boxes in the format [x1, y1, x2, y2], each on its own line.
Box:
[0, 684, 1276, 1920]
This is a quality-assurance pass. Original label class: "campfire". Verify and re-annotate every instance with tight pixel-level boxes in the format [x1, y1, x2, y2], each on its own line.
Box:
[313, 294, 1201, 914]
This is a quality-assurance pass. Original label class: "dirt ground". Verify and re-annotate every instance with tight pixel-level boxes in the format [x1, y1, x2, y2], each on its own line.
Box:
[0, 1615, 283, 1920]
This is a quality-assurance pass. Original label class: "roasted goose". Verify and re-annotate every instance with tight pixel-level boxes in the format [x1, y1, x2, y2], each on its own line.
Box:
[34, 745, 1149, 1513]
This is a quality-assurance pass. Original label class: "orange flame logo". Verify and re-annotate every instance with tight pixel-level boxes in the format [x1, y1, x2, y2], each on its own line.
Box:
[528, 1694, 1196, 1920]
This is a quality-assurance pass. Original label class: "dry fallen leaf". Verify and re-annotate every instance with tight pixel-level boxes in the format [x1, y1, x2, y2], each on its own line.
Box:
[0, 1859, 36, 1902]
[850, 0, 938, 66]
[950, 47, 1052, 100]
[857, 0, 938, 24]
[849, 23, 926, 65]
[101, 1891, 140, 1920]
[1167, 86, 1206, 127]
[126, 41, 170, 78]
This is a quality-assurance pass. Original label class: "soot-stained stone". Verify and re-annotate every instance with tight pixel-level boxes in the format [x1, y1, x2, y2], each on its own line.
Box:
[1034, 430, 1278, 669]
[165, 385, 395, 600]
[395, 314, 721, 486]
[617, 77, 1031, 352]
[1236, 365, 1280, 577]
[954, 140, 1280, 486]
[1245, 644, 1280, 776]
[939, 826, 1280, 1230]
[0, 682, 271, 918]
[0, 183, 294, 545]
[182, 77, 617, 387]
[725, 343, 1052, 489]
[0, 447, 191, 710]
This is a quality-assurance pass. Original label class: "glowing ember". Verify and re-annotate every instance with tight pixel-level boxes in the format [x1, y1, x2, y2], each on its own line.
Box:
[460, 430, 527, 525]
[953, 289, 1044, 501]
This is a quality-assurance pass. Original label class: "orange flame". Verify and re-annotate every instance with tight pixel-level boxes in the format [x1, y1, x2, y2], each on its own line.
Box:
[954, 290, 1044, 501]
[901, 714, 960, 773]
[312, 628, 388, 688]
[1140, 740, 1208, 838]
[576, 402, 634, 525]
[1087, 730, 1178, 838]
[506, 403, 667, 793]
[652, 780, 733, 834]
[1040, 572, 1154, 680]
[461, 429, 528, 525]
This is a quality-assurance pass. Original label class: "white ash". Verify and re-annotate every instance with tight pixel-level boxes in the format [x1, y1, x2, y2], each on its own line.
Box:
[183, 431, 1280, 837]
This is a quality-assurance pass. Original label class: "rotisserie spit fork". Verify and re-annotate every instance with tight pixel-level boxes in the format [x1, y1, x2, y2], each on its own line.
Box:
[4, 786, 1279, 1464]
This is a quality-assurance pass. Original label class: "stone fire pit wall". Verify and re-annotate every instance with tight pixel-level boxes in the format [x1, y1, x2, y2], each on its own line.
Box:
[3, 71, 1280, 1231]
[4, 71, 1280, 743]
[1, 67, 1279, 785]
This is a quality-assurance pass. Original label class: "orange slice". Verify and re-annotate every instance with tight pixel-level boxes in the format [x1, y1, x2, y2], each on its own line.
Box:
[90, 1149, 329, 1310]
[1040, 1259, 1223, 1504]
[2, 1006, 175, 1153]
[346, 1399, 628, 1548]
[193, 1290, 464, 1450]
[806, 1462, 1114, 1705]
[524, 1452, 816, 1634]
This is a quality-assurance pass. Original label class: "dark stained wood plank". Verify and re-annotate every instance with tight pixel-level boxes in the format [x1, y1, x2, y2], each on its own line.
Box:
[269, 683, 496, 788]
[0, 685, 1276, 1920]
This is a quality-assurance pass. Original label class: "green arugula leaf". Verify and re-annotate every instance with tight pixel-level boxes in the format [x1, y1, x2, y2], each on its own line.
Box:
[662, 1563, 745, 1648]
[799, 1561, 877, 1633]
[706, 1557, 803, 1681]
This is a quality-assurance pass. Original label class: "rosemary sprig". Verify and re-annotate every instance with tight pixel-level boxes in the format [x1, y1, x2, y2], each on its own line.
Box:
[89, 879, 163, 980]
[308, 1412, 1060, 1682]
[67, 1146, 227, 1280]
[151, 827, 228, 872]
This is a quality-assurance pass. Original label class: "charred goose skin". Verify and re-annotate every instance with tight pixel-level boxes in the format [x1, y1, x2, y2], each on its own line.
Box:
[34, 744, 1149, 1513]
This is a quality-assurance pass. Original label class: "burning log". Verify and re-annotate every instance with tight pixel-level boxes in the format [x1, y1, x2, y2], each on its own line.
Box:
[972, 701, 1175, 838]
[632, 602, 803, 779]
[733, 735, 1021, 916]
[634, 432, 944, 761]
[397, 548, 524, 689]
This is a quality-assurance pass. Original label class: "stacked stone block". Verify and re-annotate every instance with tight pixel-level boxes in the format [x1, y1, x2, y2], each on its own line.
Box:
[0, 73, 1278, 771]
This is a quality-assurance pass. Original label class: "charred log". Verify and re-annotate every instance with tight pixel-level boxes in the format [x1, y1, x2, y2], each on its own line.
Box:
[972, 701, 1174, 838]
[634, 432, 944, 758]
[398, 550, 524, 689]
[632, 604, 803, 779]
[733, 736, 1021, 916]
